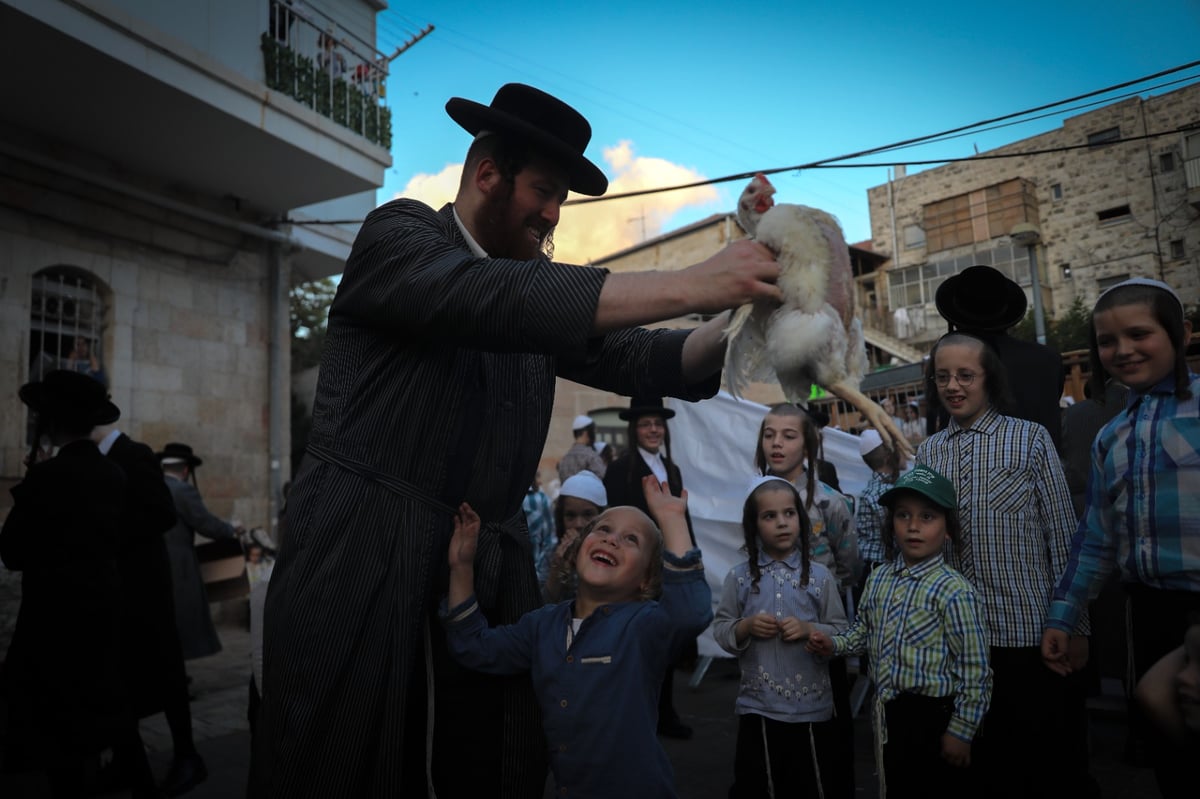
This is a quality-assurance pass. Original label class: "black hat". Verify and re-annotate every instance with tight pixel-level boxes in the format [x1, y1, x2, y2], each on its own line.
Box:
[619, 396, 675, 421]
[935, 265, 1028, 333]
[19, 369, 120, 426]
[446, 83, 608, 197]
[157, 442, 203, 468]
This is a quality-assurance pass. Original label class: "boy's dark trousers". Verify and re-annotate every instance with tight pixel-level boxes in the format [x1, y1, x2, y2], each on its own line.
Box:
[881, 693, 973, 799]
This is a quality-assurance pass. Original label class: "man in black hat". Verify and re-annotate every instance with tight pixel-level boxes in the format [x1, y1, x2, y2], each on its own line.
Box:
[930, 264, 1064, 452]
[252, 84, 781, 799]
[2, 371, 158, 797]
[158, 443, 242, 665]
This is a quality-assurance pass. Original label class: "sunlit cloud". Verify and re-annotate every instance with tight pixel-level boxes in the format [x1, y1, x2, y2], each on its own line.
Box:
[392, 141, 720, 265]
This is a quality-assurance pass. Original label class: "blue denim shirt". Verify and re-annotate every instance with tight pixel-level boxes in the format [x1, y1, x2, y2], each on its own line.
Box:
[441, 556, 712, 799]
[712, 552, 847, 723]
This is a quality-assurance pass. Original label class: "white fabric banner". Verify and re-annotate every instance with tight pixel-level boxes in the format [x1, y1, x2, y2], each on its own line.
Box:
[665, 391, 872, 658]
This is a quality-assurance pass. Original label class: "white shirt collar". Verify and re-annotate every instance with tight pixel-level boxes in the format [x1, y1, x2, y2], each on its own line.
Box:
[452, 205, 488, 257]
[638, 447, 668, 483]
[97, 428, 121, 455]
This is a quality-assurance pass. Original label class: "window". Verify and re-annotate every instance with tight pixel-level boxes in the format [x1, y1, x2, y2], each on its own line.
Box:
[1088, 127, 1121, 148]
[1170, 239, 1185, 260]
[29, 268, 109, 384]
[1050, 183, 1063, 201]
[903, 224, 926, 249]
[1098, 274, 1130, 290]
[1060, 263, 1072, 279]
[1160, 152, 1176, 173]
[1097, 205, 1132, 224]
[27, 267, 110, 444]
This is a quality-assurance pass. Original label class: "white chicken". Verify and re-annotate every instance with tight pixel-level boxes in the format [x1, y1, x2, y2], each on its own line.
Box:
[724, 173, 912, 457]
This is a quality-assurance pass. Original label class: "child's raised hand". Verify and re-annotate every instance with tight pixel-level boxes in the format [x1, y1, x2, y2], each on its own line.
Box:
[940, 733, 971, 768]
[778, 617, 814, 642]
[448, 502, 480, 570]
[642, 475, 687, 523]
[805, 630, 834, 656]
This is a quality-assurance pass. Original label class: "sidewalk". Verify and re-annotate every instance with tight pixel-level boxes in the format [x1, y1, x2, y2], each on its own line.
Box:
[5, 613, 1160, 798]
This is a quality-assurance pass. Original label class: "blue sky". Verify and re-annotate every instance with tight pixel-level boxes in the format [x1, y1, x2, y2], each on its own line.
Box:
[371, 1, 1200, 264]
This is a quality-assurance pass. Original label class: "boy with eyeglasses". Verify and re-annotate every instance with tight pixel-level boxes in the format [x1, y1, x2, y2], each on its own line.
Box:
[916, 333, 1086, 799]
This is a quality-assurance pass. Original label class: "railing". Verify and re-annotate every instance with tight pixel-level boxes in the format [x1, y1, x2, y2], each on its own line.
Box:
[262, 0, 391, 149]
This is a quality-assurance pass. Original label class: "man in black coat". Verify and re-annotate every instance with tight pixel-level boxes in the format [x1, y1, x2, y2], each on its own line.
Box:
[2, 371, 156, 797]
[93, 423, 208, 796]
[929, 265, 1065, 452]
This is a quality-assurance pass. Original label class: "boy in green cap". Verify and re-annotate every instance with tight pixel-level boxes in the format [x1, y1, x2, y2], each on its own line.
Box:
[808, 464, 991, 798]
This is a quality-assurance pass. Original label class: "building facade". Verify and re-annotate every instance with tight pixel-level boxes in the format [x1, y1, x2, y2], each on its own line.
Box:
[867, 82, 1200, 350]
[0, 0, 391, 535]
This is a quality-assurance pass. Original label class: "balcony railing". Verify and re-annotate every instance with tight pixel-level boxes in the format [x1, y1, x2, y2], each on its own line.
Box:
[262, 0, 391, 149]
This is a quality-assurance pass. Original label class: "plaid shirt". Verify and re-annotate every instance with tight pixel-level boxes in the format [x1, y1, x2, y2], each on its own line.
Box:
[917, 408, 1082, 647]
[1047, 373, 1200, 632]
[556, 443, 607, 483]
[855, 470, 890, 565]
[831, 553, 991, 742]
[791, 475, 859, 590]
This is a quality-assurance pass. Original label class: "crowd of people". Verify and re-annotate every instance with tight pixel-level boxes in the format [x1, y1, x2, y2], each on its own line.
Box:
[2, 80, 1195, 799]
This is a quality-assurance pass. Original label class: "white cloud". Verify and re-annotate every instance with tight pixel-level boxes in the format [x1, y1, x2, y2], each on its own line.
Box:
[393, 142, 721, 265]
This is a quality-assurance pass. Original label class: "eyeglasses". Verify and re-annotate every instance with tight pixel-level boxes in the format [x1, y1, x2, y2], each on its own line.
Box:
[636, 419, 665, 430]
[933, 370, 980, 387]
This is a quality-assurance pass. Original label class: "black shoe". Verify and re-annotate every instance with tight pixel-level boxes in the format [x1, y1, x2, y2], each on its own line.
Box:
[657, 716, 693, 740]
[160, 753, 208, 797]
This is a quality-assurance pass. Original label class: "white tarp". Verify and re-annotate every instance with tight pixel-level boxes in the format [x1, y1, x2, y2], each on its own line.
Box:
[665, 391, 872, 658]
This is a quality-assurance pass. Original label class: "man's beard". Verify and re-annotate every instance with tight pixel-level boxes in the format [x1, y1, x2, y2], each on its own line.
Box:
[477, 182, 554, 260]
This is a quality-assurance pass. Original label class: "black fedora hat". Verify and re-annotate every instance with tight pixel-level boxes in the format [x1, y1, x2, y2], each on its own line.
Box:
[19, 369, 120, 426]
[619, 396, 676, 421]
[446, 83, 608, 197]
[935, 265, 1028, 333]
[157, 442, 203, 468]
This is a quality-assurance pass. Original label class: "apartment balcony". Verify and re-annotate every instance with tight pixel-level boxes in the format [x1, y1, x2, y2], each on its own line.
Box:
[0, 0, 391, 217]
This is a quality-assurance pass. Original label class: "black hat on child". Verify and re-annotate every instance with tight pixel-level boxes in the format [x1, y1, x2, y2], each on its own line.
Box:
[19, 369, 120, 426]
[157, 442, 203, 468]
[935, 265, 1028, 332]
[619, 396, 676, 421]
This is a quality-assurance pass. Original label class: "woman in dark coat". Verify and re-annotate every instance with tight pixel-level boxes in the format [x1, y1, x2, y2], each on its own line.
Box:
[603, 396, 698, 740]
[0, 370, 156, 797]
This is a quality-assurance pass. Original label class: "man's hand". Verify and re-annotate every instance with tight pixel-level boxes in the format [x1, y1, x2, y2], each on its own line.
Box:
[778, 617, 814, 642]
[1040, 628, 1072, 676]
[682, 240, 782, 314]
[941, 733, 971, 768]
[806, 629, 834, 657]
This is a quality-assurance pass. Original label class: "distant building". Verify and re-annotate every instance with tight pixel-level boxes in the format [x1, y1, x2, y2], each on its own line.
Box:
[867, 81, 1200, 350]
[0, 0, 392, 535]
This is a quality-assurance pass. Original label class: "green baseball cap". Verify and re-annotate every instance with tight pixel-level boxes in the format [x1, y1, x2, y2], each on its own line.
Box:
[879, 464, 957, 510]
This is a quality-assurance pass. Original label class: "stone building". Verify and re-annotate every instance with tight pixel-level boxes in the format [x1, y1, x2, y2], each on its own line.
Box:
[867, 81, 1200, 350]
[0, 0, 390, 534]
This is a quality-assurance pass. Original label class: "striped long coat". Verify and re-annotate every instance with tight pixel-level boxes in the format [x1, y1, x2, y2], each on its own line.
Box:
[250, 200, 719, 798]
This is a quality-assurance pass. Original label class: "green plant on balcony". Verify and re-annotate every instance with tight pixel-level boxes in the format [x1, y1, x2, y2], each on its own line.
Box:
[261, 32, 391, 149]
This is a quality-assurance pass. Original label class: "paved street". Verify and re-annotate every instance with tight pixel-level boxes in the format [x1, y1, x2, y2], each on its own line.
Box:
[2, 610, 1162, 798]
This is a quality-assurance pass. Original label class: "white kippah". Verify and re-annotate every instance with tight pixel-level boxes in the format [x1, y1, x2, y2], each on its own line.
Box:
[559, 470, 607, 507]
[858, 428, 885, 457]
[1096, 277, 1184, 313]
